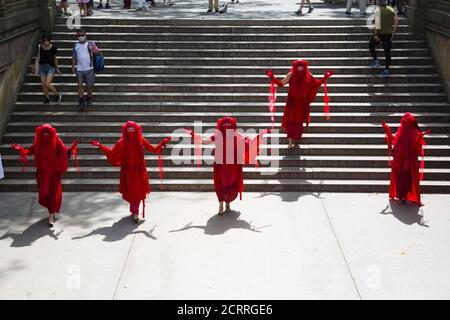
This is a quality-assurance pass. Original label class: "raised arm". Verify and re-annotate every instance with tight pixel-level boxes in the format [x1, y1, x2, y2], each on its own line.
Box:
[184, 129, 213, 144]
[90, 140, 121, 166]
[142, 137, 171, 154]
[381, 121, 395, 146]
[265, 70, 290, 87]
[11, 143, 34, 169]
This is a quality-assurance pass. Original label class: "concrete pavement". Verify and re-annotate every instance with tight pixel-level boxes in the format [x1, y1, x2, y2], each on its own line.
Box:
[65, 0, 373, 20]
[0, 191, 449, 299]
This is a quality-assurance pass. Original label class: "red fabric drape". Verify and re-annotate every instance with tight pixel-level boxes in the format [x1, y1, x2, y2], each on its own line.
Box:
[186, 117, 270, 203]
[92, 121, 170, 217]
[11, 124, 76, 214]
[266, 60, 333, 142]
[381, 113, 429, 206]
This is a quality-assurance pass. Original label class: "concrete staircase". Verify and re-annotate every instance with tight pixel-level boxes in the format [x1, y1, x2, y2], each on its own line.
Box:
[1, 17, 449, 193]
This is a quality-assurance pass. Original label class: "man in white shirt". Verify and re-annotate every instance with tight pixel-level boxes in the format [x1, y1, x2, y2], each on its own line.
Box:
[72, 29, 96, 111]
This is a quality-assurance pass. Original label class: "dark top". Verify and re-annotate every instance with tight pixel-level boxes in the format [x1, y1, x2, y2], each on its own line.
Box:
[39, 45, 58, 67]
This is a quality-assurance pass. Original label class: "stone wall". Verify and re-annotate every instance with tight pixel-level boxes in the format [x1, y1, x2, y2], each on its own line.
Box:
[0, 0, 57, 141]
[407, 0, 450, 101]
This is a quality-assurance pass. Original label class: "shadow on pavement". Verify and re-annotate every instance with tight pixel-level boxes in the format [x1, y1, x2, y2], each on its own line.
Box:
[379, 199, 429, 227]
[72, 216, 157, 241]
[169, 210, 270, 235]
[0, 218, 63, 247]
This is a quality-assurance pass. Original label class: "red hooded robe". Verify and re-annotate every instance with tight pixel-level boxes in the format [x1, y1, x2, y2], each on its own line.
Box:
[282, 60, 330, 141]
[382, 113, 428, 206]
[186, 117, 270, 204]
[93, 121, 170, 215]
[11, 124, 77, 214]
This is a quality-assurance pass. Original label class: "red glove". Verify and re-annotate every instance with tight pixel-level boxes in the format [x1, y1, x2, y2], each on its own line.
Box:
[11, 144, 24, 151]
[381, 121, 387, 127]
[324, 70, 334, 79]
[265, 70, 275, 79]
[184, 129, 194, 138]
[70, 140, 78, 151]
[90, 140, 101, 147]
[160, 137, 171, 149]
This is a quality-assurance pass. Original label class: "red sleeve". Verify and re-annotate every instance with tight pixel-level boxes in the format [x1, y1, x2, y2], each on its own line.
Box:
[99, 141, 122, 167]
[382, 123, 395, 146]
[143, 137, 171, 154]
[306, 73, 323, 104]
[56, 138, 69, 174]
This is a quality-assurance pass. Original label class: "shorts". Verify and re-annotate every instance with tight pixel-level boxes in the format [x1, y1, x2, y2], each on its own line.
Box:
[76, 68, 95, 86]
[39, 64, 56, 77]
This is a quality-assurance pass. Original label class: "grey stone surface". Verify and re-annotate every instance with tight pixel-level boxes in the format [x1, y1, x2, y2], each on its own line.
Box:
[0, 191, 449, 299]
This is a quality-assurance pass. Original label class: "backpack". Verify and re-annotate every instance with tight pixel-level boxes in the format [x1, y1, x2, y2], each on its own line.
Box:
[92, 51, 105, 72]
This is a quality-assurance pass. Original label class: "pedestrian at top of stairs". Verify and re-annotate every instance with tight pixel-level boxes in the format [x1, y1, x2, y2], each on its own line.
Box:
[206, 0, 237, 14]
[58, 0, 72, 16]
[369, 0, 398, 77]
[76, 0, 90, 16]
[97, 0, 111, 9]
[345, 0, 368, 16]
[32, 33, 63, 106]
[295, 0, 314, 16]
[72, 29, 98, 111]
[87, 0, 94, 15]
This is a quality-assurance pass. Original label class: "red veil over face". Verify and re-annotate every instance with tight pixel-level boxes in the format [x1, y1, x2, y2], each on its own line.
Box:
[212, 117, 244, 203]
[288, 60, 309, 99]
[121, 121, 145, 167]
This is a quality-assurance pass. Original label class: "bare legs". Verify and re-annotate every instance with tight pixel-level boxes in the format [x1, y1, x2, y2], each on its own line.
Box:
[218, 202, 231, 215]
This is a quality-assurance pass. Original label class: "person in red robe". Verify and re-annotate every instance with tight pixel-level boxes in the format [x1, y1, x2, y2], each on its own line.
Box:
[266, 60, 334, 149]
[11, 124, 78, 227]
[90, 121, 171, 223]
[186, 117, 270, 215]
[381, 112, 429, 206]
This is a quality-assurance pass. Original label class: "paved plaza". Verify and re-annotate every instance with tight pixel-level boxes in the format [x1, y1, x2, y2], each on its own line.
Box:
[0, 192, 449, 299]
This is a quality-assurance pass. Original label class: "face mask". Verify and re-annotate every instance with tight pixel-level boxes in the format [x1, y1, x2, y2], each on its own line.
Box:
[78, 35, 86, 42]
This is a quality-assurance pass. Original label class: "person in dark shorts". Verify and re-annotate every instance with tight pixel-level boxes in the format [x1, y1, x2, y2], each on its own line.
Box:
[32, 34, 62, 105]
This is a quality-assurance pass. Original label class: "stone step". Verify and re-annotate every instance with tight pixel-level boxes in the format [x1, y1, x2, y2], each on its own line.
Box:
[2, 155, 450, 173]
[1, 178, 449, 193]
[6, 121, 450, 133]
[28, 64, 438, 75]
[51, 32, 419, 42]
[54, 39, 426, 50]
[54, 47, 430, 58]
[54, 17, 409, 26]
[2, 143, 448, 156]
[3, 166, 450, 181]
[9, 111, 450, 123]
[3, 132, 448, 145]
[52, 24, 412, 34]
[12, 101, 450, 113]
[24, 73, 442, 84]
[16, 92, 449, 103]
[20, 82, 445, 94]
[54, 55, 433, 65]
